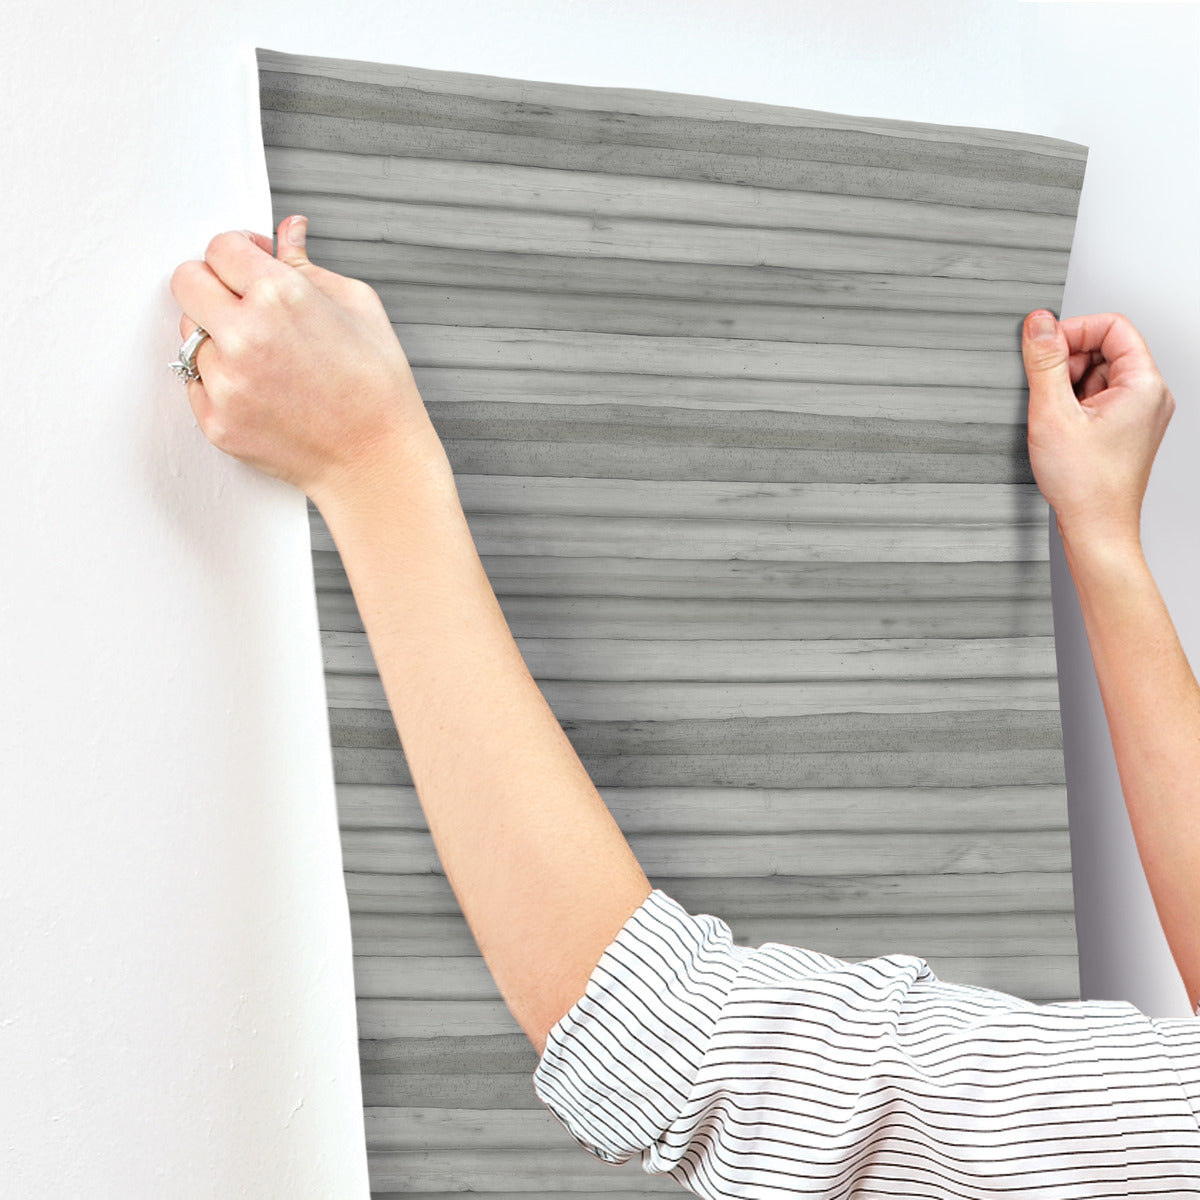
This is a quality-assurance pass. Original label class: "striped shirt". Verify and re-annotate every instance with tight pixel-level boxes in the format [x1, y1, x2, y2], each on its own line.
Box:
[532, 887, 1200, 1196]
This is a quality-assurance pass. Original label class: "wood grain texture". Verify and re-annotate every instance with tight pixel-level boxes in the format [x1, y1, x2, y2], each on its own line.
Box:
[305, 238, 1071, 323]
[263, 147, 1079, 249]
[257, 45, 1087, 1194]
[263, 190, 1073, 282]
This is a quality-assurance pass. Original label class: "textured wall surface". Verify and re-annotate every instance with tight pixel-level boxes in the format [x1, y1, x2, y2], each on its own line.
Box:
[258, 47, 1088, 1195]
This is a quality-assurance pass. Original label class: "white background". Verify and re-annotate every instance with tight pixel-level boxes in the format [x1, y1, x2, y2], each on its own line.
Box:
[2, 2, 1196, 1195]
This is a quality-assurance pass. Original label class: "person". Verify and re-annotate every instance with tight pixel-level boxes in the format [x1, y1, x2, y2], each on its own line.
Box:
[170, 215, 1200, 1195]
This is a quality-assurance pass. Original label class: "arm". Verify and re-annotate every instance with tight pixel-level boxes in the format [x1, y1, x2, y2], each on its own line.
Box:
[1021, 308, 1198, 1007]
[168, 218, 651, 1058]
[1060, 527, 1200, 1010]
[317, 430, 652, 1055]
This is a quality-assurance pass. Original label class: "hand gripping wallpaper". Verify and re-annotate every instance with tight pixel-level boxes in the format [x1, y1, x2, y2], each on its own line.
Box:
[256, 47, 1088, 1196]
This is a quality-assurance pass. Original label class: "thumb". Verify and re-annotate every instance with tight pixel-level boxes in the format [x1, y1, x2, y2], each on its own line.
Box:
[1021, 309, 1074, 412]
[272, 213, 361, 306]
[276, 214, 310, 267]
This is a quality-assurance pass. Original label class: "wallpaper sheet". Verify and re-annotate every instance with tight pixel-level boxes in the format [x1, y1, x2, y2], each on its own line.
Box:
[256, 47, 1088, 1196]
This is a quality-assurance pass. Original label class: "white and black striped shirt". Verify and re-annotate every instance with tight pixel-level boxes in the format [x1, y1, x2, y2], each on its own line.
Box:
[532, 887, 1200, 1196]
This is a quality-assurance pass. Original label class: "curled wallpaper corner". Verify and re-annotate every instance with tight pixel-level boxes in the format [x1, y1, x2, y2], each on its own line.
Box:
[256, 47, 1087, 1194]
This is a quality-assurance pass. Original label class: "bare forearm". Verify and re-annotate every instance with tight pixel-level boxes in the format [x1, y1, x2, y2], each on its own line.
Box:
[1062, 526, 1200, 1009]
[316, 423, 651, 1056]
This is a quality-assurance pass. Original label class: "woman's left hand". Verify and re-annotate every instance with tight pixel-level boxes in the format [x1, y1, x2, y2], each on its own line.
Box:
[169, 214, 442, 507]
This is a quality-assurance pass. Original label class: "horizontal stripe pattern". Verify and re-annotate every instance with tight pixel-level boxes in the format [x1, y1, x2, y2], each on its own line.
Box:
[533, 888, 1200, 1194]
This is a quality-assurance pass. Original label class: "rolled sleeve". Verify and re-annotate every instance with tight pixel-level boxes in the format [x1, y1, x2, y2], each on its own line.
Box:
[531, 887, 752, 1166]
[531, 887, 1200, 1196]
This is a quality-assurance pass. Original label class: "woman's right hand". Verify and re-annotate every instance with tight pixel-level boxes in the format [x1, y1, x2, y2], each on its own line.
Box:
[1021, 309, 1176, 549]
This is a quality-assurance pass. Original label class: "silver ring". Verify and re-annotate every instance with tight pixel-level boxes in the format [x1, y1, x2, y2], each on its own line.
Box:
[168, 326, 211, 384]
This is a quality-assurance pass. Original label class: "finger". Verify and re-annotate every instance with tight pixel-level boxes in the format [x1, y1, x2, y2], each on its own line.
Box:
[1068, 350, 1096, 385]
[169, 258, 239, 336]
[1059, 312, 1155, 373]
[175, 310, 217, 375]
[276, 214, 310, 268]
[271, 213, 368, 305]
[243, 229, 274, 255]
[1079, 361, 1110, 401]
[204, 228, 289, 297]
[1067, 347, 1111, 386]
[1022, 309, 1075, 415]
[172, 312, 217, 425]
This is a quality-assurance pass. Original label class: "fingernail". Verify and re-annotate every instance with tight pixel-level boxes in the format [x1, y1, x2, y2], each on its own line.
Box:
[287, 215, 307, 246]
[1028, 311, 1056, 340]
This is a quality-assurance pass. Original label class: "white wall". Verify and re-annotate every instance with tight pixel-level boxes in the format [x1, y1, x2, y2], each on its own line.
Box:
[2, 1, 1196, 1194]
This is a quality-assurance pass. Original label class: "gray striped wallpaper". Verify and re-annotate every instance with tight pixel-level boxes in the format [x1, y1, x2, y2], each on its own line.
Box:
[257, 47, 1088, 1196]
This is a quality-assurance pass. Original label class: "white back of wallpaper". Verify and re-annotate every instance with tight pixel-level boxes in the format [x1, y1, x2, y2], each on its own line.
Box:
[0, 1, 1195, 1195]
